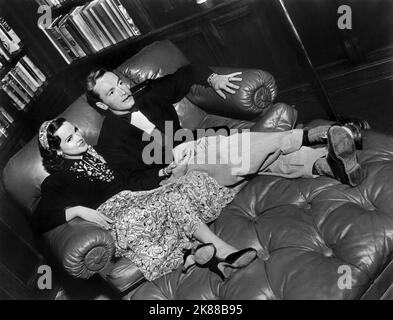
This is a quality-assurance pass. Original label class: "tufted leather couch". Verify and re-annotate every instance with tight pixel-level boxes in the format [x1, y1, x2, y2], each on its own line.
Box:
[3, 40, 393, 299]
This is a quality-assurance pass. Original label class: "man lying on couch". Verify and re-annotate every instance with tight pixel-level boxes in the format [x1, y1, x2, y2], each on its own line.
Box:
[85, 63, 244, 190]
[85, 64, 366, 191]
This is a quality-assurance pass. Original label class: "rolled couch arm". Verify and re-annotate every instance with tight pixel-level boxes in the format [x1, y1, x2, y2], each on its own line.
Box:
[44, 218, 115, 279]
[187, 67, 277, 120]
[250, 102, 298, 132]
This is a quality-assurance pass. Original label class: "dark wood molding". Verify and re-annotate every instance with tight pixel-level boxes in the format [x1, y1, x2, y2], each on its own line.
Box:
[277, 46, 393, 103]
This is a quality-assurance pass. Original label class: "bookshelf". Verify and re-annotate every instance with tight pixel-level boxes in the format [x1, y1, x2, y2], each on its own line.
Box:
[37, 0, 142, 65]
[0, 16, 48, 155]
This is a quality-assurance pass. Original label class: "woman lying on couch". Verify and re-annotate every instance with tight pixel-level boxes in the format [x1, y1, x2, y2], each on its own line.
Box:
[34, 118, 365, 282]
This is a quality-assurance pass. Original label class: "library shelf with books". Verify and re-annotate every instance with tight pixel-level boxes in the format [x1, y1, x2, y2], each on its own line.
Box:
[37, 0, 142, 65]
[0, 16, 48, 155]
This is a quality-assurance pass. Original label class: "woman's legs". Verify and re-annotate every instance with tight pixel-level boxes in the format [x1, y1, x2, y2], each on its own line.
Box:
[187, 223, 257, 280]
[193, 223, 237, 259]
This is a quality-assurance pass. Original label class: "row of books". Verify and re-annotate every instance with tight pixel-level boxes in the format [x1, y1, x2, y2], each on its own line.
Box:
[38, 0, 141, 64]
[0, 106, 15, 147]
[0, 16, 22, 63]
[1, 55, 47, 111]
[36, 0, 76, 8]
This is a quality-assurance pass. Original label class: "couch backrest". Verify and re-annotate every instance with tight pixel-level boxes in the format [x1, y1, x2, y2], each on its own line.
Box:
[2, 40, 207, 214]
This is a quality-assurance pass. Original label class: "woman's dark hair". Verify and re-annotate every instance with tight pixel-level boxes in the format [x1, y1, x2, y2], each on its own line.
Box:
[39, 117, 66, 173]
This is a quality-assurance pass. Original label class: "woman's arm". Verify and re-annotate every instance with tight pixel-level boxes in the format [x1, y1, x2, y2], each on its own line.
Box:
[33, 174, 73, 233]
[65, 206, 113, 229]
[33, 174, 112, 233]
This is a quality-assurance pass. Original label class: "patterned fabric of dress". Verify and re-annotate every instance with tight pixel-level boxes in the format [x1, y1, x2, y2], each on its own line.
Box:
[97, 171, 237, 281]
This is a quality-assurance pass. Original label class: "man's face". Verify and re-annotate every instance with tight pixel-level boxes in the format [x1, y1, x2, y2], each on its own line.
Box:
[94, 72, 135, 114]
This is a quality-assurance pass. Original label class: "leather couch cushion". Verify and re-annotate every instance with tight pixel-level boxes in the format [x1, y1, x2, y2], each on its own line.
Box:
[116, 40, 190, 84]
[131, 130, 393, 299]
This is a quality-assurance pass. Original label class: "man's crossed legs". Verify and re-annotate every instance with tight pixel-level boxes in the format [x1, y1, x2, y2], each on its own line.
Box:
[180, 124, 366, 187]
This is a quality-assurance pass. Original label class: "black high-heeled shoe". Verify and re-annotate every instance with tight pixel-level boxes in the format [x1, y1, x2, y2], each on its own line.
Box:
[182, 243, 216, 274]
[204, 247, 258, 281]
[181, 248, 195, 274]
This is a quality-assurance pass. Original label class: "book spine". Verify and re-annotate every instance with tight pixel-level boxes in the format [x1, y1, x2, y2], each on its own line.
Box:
[14, 65, 38, 92]
[52, 25, 78, 61]
[0, 106, 15, 125]
[0, 111, 11, 129]
[113, 0, 138, 36]
[0, 27, 20, 55]
[6, 74, 31, 104]
[92, 1, 122, 43]
[14, 64, 39, 92]
[19, 58, 43, 87]
[88, 6, 116, 45]
[58, 22, 86, 58]
[99, 0, 127, 41]
[90, 3, 122, 44]
[71, 11, 102, 52]
[21, 56, 46, 83]
[35, 0, 51, 6]
[16, 61, 41, 88]
[39, 22, 73, 64]
[0, 41, 10, 61]
[106, 0, 132, 39]
[0, 17, 21, 44]
[81, 8, 111, 48]
[0, 124, 9, 140]
[9, 69, 35, 98]
[113, 0, 141, 36]
[1, 81, 26, 110]
[64, 20, 92, 55]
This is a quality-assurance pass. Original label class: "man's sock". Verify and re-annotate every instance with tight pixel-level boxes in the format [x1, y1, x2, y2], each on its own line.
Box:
[302, 125, 331, 146]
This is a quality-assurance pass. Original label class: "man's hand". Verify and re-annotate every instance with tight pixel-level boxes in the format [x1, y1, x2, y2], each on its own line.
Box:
[208, 72, 243, 99]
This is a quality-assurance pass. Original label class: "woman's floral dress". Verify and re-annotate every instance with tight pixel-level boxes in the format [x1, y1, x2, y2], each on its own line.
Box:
[97, 171, 237, 281]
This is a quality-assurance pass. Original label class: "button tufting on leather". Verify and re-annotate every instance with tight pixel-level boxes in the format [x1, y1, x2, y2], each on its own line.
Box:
[258, 250, 270, 261]
[322, 247, 334, 257]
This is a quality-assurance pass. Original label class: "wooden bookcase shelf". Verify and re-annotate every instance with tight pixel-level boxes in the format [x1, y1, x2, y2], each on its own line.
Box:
[58, 0, 236, 72]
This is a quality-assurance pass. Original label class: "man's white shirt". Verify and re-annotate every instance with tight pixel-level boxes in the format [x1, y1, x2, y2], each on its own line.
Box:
[130, 110, 156, 135]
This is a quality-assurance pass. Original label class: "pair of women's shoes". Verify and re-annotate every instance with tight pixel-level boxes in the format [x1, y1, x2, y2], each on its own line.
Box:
[182, 243, 257, 281]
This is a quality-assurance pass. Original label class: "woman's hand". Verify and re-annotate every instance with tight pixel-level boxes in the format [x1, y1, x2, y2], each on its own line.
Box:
[171, 148, 193, 178]
[173, 140, 196, 165]
[65, 206, 114, 230]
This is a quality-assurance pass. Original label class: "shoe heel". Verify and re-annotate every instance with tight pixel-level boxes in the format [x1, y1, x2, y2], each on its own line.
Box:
[181, 248, 195, 274]
[347, 164, 366, 187]
[205, 256, 227, 281]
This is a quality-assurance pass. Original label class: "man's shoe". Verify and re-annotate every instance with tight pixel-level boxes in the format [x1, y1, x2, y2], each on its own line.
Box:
[342, 122, 363, 150]
[325, 125, 366, 186]
[304, 122, 364, 149]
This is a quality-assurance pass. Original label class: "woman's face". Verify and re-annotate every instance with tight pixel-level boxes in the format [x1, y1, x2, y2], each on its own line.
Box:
[55, 121, 88, 158]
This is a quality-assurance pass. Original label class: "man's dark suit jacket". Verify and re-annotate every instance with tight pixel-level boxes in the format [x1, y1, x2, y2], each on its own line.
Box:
[97, 64, 216, 191]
